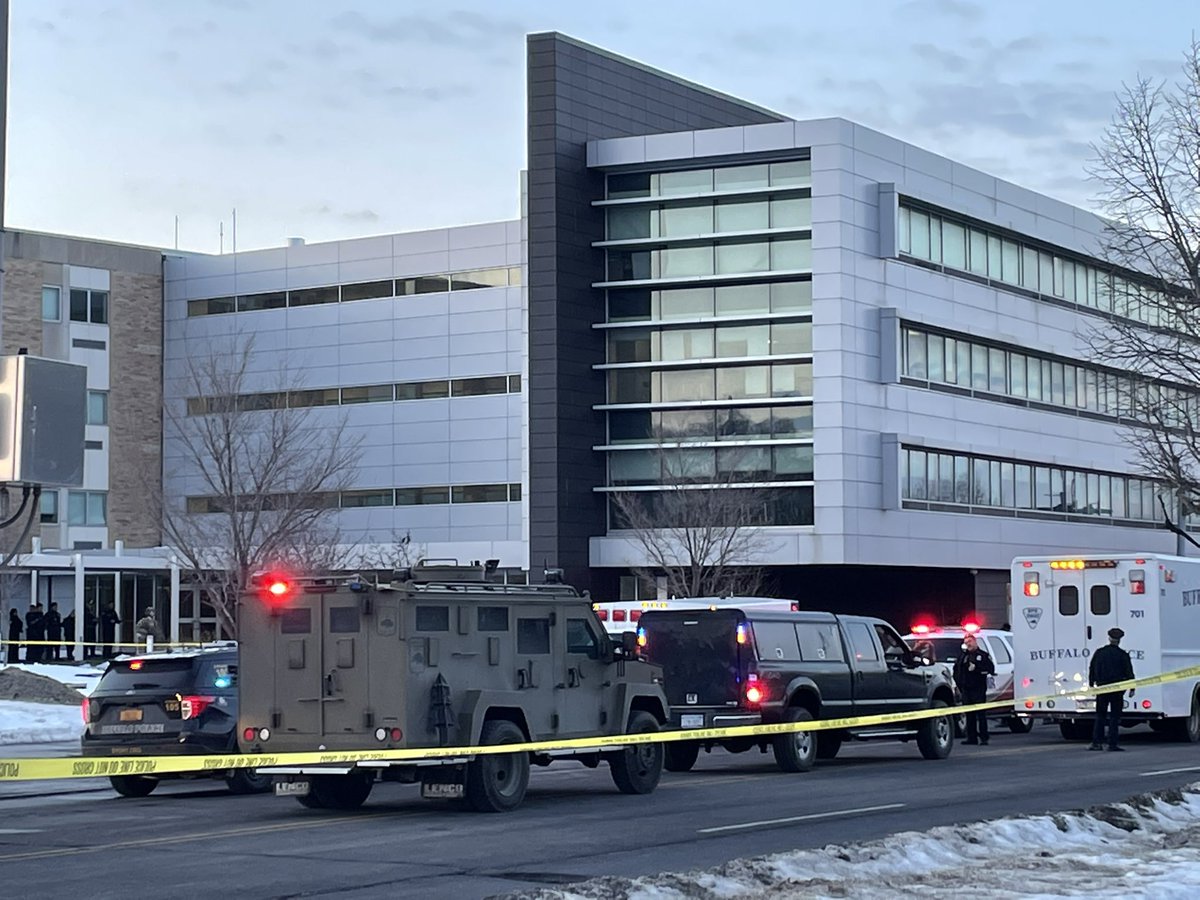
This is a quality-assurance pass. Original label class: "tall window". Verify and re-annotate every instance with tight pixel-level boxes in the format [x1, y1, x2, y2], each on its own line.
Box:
[42, 286, 61, 321]
[67, 491, 107, 526]
[69, 289, 109, 324]
[87, 391, 109, 426]
[39, 491, 59, 524]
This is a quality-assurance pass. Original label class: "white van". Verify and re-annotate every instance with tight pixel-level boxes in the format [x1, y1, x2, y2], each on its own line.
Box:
[1010, 553, 1200, 742]
[592, 597, 799, 636]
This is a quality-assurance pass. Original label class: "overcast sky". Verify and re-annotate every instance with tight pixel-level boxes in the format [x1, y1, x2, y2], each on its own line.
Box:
[4, 0, 1197, 253]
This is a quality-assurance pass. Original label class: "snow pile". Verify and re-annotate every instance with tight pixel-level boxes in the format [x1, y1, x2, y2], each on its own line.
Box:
[496, 786, 1200, 899]
[0, 667, 93, 705]
[1, 662, 105, 695]
[0, 700, 83, 745]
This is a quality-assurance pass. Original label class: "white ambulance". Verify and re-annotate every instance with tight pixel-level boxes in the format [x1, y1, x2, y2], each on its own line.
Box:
[1011, 553, 1200, 743]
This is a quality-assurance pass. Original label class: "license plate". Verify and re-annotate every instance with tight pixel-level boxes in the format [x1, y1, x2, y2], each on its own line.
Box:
[119, 708, 143, 722]
[680, 714, 705, 729]
[275, 781, 309, 797]
[421, 781, 465, 800]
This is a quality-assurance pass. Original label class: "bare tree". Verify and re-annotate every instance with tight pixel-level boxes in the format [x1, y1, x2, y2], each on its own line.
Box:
[350, 530, 427, 576]
[1086, 40, 1200, 521]
[162, 337, 362, 637]
[608, 441, 774, 598]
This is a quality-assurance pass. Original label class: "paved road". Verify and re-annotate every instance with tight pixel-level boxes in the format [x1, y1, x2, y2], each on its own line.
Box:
[1, 726, 1198, 899]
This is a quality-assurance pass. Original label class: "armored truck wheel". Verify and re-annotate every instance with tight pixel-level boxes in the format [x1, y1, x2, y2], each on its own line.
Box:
[772, 707, 818, 773]
[1173, 693, 1200, 743]
[110, 775, 158, 797]
[1008, 716, 1034, 734]
[298, 773, 373, 810]
[664, 740, 700, 773]
[1058, 720, 1092, 741]
[916, 701, 953, 759]
[465, 720, 530, 813]
[226, 768, 272, 794]
[609, 710, 664, 794]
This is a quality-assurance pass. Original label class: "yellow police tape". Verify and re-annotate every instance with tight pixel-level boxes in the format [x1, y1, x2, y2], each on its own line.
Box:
[2, 662, 1198, 783]
[1, 640, 215, 648]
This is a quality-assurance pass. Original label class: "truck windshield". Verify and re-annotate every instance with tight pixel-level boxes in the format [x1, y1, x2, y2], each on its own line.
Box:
[639, 610, 743, 707]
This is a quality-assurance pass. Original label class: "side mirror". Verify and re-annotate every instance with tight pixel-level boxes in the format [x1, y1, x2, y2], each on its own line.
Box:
[620, 631, 638, 657]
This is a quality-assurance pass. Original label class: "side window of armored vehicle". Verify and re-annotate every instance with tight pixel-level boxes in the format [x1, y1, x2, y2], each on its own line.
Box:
[846, 622, 880, 661]
[416, 606, 450, 632]
[566, 618, 602, 659]
[517, 618, 551, 654]
[797, 623, 844, 661]
[1058, 586, 1079, 616]
[280, 608, 311, 634]
[751, 621, 800, 661]
[329, 606, 360, 633]
[1090, 585, 1111, 616]
[478, 606, 509, 631]
[988, 637, 1012, 664]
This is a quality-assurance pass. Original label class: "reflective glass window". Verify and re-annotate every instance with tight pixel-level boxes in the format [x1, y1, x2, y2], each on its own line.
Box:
[716, 164, 770, 191]
[608, 207, 652, 239]
[771, 238, 811, 270]
[660, 369, 713, 402]
[661, 246, 713, 278]
[716, 325, 769, 358]
[773, 445, 814, 479]
[769, 160, 811, 185]
[715, 200, 768, 232]
[770, 281, 811, 312]
[659, 169, 713, 196]
[715, 365, 769, 400]
[715, 284, 770, 317]
[770, 197, 811, 229]
[661, 204, 713, 236]
[717, 406, 771, 439]
[660, 328, 714, 361]
[716, 242, 769, 274]
[770, 363, 811, 398]
[770, 322, 811, 356]
[659, 287, 713, 319]
[770, 405, 812, 439]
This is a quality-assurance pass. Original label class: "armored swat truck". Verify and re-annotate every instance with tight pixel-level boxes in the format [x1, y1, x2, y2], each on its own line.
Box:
[238, 561, 669, 812]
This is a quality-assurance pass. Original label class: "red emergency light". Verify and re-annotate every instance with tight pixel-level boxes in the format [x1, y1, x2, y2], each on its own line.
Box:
[910, 623, 932, 635]
[962, 620, 981, 634]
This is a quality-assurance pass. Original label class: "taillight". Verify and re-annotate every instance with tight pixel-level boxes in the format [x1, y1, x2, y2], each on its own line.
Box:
[1024, 571, 1040, 597]
[81, 698, 90, 725]
[1142, 700, 1152, 709]
[790, 601, 801, 612]
[1024, 700, 1035, 709]
[745, 673, 765, 705]
[180, 695, 215, 720]
[1129, 568, 1145, 594]
[243, 727, 256, 742]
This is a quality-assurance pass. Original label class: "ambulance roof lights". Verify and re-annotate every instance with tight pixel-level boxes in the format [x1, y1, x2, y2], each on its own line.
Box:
[1049, 559, 1118, 570]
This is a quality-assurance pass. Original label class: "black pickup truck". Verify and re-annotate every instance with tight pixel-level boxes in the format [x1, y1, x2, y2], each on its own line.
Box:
[637, 608, 958, 773]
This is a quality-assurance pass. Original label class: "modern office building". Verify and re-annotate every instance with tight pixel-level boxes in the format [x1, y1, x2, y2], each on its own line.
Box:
[4, 32, 1189, 634]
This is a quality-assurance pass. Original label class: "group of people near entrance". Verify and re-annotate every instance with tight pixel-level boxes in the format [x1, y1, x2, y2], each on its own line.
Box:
[917, 626, 1136, 751]
[6, 603, 163, 663]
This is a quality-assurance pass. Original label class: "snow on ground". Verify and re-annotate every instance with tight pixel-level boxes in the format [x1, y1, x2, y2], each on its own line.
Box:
[0, 700, 84, 745]
[1, 662, 105, 695]
[502, 785, 1200, 899]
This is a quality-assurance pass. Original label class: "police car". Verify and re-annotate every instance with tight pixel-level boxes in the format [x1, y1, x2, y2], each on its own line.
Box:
[903, 621, 1033, 733]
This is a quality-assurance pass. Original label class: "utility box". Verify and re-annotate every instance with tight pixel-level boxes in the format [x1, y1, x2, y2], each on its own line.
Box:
[0, 354, 87, 487]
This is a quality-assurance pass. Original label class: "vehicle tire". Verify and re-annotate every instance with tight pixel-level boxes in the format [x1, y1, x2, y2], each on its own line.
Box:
[1008, 716, 1035, 734]
[815, 731, 842, 760]
[225, 768, 273, 794]
[1173, 693, 1200, 743]
[772, 707, 818, 773]
[1059, 720, 1092, 741]
[307, 773, 373, 810]
[916, 701, 953, 760]
[609, 710, 664, 795]
[664, 740, 700, 773]
[109, 775, 158, 797]
[464, 720, 530, 813]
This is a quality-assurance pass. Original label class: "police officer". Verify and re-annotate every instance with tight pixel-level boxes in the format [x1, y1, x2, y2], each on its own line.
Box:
[955, 633, 995, 745]
[1088, 627, 1135, 752]
[44, 602, 63, 661]
[25, 602, 45, 664]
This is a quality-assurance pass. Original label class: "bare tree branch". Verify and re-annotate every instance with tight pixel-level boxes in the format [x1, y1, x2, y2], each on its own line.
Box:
[1086, 40, 1200, 519]
[161, 335, 362, 636]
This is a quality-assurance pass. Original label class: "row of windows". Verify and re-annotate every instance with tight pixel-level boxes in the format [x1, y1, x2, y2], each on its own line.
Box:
[185, 483, 522, 514]
[607, 280, 812, 323]
[186, 374, 520, 416]
[608, 320, 811, 365]
[39, 490, 107, 526]
[42, 286, 109, 325]
[901, 325, 1195, 426]
[901, 447, 1166, 523]
[606, 160, 811, 200]
[606, 195, 811, 241]
[608, 485, 814, 527]
[608, 362, 811, 405]
[607, 238, 810, 283]
[608, 405, 813, 444]
[898, 203, 1172, 330]
[609, 444, 813, 486]
[185, 266, 522, 318]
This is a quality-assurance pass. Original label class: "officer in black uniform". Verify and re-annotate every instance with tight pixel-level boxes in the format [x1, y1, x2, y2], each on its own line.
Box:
[1088, 627, 1135, 751]
[954, 633, 995, 745]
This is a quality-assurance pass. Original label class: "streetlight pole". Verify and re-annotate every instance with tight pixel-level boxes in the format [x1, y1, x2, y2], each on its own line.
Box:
[0, 0, 9, 322]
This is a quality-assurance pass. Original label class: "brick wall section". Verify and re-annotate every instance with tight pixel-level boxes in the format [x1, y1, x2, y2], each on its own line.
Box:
[108, 270, 163, 546]
[0, 257, 45, 356]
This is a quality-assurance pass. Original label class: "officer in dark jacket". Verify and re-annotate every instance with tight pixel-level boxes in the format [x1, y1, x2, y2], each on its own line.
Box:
[954, 633, 996, 745]
[44, 602, 63, 661]
[1089, 627, 1135, 751]
[6, 609, 21, 663]
[25, 602, 45, 664]
[62, 610, 77, 661]
[100, 602, 121, 658]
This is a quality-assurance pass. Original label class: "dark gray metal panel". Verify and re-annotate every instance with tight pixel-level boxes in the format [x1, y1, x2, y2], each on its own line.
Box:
[526, 32, 785, 590]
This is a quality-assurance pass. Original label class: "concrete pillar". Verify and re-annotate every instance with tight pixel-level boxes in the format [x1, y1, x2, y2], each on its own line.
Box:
[73, 554, 84, 662]
[113, 569, 122, 654]
[169, 561, 180, 646]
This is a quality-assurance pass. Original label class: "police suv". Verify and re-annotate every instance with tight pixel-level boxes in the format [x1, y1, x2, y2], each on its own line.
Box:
[239, 561, 670, 812]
